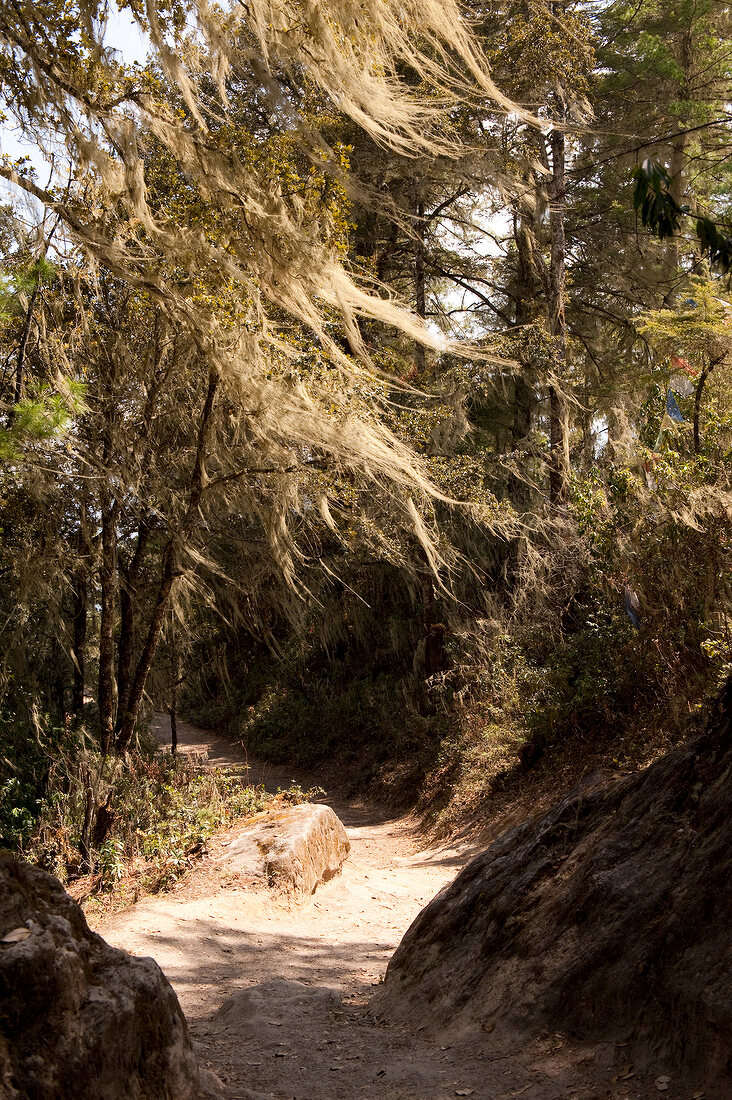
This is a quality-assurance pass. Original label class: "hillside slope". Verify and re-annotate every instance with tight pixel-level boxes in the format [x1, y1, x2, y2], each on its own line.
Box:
[372, 678, 732, 1091]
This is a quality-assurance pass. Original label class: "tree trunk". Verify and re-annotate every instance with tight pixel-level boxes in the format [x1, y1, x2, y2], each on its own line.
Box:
[413, 194, 427, 376]
[115, 369, 220, 755]
[170, 650, 180, 755]
[97, 350, 121, 757]
[97, 506, 117, 757]
[116, 515, 152, 727]
[548, 384, 564, 503]
[8, 280, 41, 421]
[663, 25, 692, 304]
[547, 116, 568, 505]
[78, 766, 95, 875]
[421, 570, 446, 678]
[71, 572, 87, 727]
[512, 214, 535, 473]
[693, 355, 720, 454]
[377, 221, 399, 283]
[501, 210, 536, 595]
[117, 582, 135, 733]
[115, 545, 177, 755]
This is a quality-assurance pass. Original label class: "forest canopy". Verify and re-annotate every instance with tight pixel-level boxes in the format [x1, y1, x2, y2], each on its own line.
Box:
[1, 0, 731, 877]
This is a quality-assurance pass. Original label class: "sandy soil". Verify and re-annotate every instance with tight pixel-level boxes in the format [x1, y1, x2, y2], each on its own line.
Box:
[97, 718, 676, 1100]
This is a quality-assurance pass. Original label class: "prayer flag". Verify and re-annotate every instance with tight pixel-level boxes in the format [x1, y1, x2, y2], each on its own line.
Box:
[669, 372, 695, 398]
[666, 390, 685, 422]
[624, 585, 640, 629]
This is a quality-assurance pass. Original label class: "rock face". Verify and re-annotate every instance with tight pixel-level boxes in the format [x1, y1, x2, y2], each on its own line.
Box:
[222, 803, 350, 896]
[373, 681, 732, 1092]
[0, 855, 199, 1100]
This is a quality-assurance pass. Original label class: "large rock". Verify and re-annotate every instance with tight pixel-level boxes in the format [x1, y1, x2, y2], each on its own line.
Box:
[0, 855, 199, 1100]
[372, 680, 732, 1092]
[221, 802, 350, 896]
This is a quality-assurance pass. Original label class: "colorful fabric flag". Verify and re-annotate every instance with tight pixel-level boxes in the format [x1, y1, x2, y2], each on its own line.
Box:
[642, 460, 657, 491]
[666, 389, 685, 422]
[670, 372, 695, 398]
[624, 585, 640, 628]
[670, 354, 696, 375]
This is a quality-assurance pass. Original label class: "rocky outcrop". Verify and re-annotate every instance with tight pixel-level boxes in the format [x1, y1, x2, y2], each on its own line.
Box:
[373, 680, 732, 1092]
[221, 803, 350, 896]
[0, 855, 199, 1100]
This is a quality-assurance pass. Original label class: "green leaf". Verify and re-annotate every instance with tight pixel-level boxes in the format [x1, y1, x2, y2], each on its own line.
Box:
[631, 159, 686, 239]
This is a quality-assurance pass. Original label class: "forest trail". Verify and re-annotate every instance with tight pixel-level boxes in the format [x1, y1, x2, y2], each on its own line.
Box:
[97, 718, 642, 1099]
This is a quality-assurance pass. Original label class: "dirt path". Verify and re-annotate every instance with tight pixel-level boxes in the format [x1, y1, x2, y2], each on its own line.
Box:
[98, 718, 640, 1100]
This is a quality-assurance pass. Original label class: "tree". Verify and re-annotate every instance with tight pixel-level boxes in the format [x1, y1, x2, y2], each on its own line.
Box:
[565, 0, 732, 447]
[459, 1, 596, 503]
[0, 0, 544, 751]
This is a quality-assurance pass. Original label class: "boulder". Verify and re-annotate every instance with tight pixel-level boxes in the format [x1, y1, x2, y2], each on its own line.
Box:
[372, 680, 732, 1092]
[221, 802, 350, 896]
[0, 855, 199, 1100]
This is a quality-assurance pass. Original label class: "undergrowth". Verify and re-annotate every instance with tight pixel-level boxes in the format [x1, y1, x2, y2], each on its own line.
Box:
[1, 714, 312, 913]
[182, 457, 731, 831]
[184, 587, 723, 837]
[186, 648, 443, 800]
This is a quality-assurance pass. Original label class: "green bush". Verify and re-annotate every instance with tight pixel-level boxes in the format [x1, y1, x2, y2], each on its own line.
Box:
[1, 714, 282, 896]
[0, 711, 76, 850]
